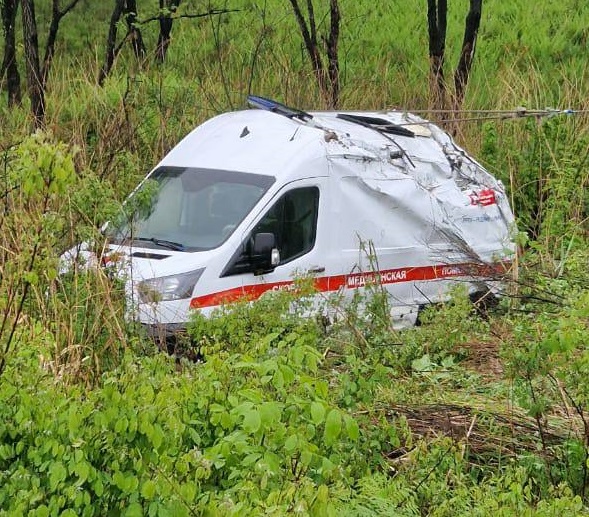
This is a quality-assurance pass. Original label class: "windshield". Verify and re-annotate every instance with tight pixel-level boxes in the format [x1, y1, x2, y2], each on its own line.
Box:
[108, 167, 275, 251]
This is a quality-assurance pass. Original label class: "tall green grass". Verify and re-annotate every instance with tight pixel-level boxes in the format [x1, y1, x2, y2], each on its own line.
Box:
[5, 0, 589, 117]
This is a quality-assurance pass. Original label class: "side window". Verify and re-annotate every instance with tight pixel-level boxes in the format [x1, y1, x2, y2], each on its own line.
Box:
[253, 186, 319, 264]
[222, 186, 319, 276]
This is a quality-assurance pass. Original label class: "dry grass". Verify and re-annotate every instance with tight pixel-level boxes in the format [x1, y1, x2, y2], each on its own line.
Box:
[385, 403, 568, 466]
[460, 339, 504, 379]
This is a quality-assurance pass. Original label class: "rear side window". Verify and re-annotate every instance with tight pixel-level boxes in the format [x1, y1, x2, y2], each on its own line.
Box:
[222, 186, 320, 276]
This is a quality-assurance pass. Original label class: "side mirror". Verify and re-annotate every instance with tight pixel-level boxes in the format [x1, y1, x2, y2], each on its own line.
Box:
[251, 232, 280, 273]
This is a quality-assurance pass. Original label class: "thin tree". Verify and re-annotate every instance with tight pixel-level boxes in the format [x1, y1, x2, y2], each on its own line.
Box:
[125, 0, 146, 59]
[98, 2, 236, 84]
[288, 0, 340, 109]
[426, 0, 482, 111]
[155, 0, 181, 63]
[151, 3, 236, 63]
[17, 0, 80, 125]
[21, 0, 44, 127]
[427, 0, 447, 111]
[98, 0, 125, 86]
[98, 0, 148, 86]
[454, 0, 482, 109]
[41, 0, 81, 90]
[0, 0, 21, 106]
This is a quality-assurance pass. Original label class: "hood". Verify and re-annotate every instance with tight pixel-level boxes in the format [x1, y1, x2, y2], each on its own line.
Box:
[102, 243, 213, 282]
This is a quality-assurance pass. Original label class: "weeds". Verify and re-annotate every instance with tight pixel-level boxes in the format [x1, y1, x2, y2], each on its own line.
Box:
[0, 133, 137, 385]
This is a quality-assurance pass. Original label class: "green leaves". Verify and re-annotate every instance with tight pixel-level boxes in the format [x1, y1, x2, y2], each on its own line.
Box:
[323, 409, 342, 447]
[411, 353, 433, 373]
[123, 502, 143, 517]
[113, 471, 139, 494]
[72, 460, 90, 485]
[48, 462, 67, 491]
[0, 270, 371, 515]
[141, 479, 157, 499]
[0, 132, 127, 384]
[344, 415, 360, 441]
[310, 401, 326, 425]
[242, 408, 262, 433]
[16, 132, 76, 196]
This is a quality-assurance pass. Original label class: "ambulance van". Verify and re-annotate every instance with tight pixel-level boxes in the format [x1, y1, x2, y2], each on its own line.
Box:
[74, 96, 515, 336]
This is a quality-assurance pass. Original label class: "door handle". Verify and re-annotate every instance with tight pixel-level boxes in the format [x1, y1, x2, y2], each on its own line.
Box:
[308, 266, 325, 274]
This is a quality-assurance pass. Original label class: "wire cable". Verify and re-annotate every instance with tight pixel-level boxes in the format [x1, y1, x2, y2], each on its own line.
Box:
[395, 107, 589, 125]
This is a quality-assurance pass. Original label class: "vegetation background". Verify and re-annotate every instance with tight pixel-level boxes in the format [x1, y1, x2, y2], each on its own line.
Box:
[1, 0, 589, 515]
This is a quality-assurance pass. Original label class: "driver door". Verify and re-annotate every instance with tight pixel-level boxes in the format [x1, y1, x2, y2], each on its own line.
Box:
[220, 179, 327, 301]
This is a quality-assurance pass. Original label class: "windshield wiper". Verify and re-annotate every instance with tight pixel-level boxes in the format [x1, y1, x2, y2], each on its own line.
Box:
[134, 237, 185, 251]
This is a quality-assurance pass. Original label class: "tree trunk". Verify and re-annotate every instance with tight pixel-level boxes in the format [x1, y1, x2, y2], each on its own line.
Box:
[1, 0, 21, 106]
[288, 0, 325, 92]
[124, 0, 146, 60]
[42, 0, 81, 90]
[427, 0, 447, 110]
[288, 0, 340, 108]
[454, 0, 482, 109]
[98, 0, 146, 85]
[98, 0, 125, 86]
[155, 0, 180, 63]
[21, 0, 44, 128]
[326, 0, 340, 108]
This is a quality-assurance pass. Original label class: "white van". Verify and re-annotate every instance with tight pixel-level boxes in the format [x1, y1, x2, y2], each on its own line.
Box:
[82, 97, 515, 336]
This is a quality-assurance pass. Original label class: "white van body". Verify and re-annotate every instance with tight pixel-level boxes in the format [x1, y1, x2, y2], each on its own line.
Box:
[76, 100, 515, 335]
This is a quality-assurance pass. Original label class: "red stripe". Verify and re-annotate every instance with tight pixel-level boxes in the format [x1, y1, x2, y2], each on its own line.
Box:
[190, 261, 510, 309]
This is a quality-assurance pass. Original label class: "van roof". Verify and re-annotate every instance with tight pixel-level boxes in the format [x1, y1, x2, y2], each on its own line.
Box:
[158, 107, 499, 191]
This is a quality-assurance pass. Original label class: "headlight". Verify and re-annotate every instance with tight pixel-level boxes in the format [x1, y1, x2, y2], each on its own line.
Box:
[138, 268, 204, 303]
